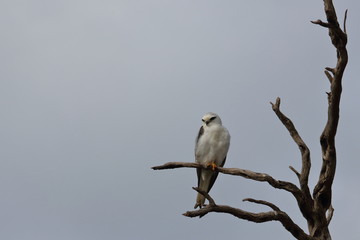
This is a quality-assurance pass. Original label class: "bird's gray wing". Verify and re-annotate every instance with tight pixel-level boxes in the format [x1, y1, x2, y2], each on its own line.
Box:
[195, 126, 204, 188]
[195, 126, 204, 152]
[206, 156, 226, 192]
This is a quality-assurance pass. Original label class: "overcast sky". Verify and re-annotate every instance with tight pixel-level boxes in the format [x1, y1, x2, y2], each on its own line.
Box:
[1, 0, 359, 239]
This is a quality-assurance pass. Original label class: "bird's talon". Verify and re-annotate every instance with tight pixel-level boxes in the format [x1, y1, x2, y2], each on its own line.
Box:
[208, 162, 217, 171]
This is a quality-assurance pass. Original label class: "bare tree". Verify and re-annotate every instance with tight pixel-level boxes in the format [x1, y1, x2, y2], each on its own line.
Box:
[152, 1, 348, 239]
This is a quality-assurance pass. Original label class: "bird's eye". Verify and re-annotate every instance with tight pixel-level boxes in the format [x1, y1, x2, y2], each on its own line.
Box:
[202, 119, 205, 122]
[209, 116, 217, 121]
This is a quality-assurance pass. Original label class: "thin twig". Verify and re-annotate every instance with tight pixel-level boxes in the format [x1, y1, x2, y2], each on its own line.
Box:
[289, 166, 301, 179]
[325, 67, 336, 74]
[243, 198, 281, 211]
[152, 162, 201, 170]
[343, 9, 348, 34]
[324, 70, 334, 83]
[311, 19, 331, 28]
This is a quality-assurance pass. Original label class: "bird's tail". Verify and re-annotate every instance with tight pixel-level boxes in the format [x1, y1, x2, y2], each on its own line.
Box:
[194, 171, 212, 209]
[194, 193, 206, 209]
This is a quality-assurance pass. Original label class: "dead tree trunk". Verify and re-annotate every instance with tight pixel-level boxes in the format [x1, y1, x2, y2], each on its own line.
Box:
[152, 1, 348, 239]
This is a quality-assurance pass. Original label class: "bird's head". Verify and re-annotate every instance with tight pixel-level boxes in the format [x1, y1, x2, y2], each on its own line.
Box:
[201, 112, 222, 127]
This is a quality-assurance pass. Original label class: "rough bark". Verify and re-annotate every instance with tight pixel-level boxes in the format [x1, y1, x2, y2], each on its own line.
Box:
[152, 1, 348, 239]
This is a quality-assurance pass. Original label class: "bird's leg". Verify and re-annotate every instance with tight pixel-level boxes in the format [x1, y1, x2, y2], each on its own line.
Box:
[207, 162, 217, 171]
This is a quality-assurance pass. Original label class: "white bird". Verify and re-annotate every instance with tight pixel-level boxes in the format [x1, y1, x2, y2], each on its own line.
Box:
[194, 112, 230, 209]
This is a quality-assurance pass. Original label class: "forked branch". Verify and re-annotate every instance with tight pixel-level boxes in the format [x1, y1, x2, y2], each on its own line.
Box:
[311, 0, 348, 212]
[153, 162, 301, 198]
[270, 98, 314, 222]
[183, 189, 313, 240]
[270, 98, 311, 195]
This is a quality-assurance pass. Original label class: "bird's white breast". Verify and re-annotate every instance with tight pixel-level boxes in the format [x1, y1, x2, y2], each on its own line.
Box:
[195, 125, 230, 165]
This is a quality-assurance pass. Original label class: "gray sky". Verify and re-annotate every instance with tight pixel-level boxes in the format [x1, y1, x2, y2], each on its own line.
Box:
[1, 0, 359, 239]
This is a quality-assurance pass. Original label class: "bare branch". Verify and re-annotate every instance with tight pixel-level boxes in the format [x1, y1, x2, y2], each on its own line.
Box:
[343, 9, 348, 34]
[311, 19, 331, 28]
[270, 97, 316, 225]
[152, 162, 201, 170]
[184, 199, 313, 240]
[324, 70, 334, 83]
[153, 162, 301, 198]
[289, 166, 301, 179]
[313, 0, 348, 212]
[217, 167, 301, 195]
[152, 160, 319, 229]
[325, 67, 336, 74]
[270, 98, 312, 198]
[183, 203, 276, 221]
[243, 198, 281, 211]
[192, 187, 215, 206]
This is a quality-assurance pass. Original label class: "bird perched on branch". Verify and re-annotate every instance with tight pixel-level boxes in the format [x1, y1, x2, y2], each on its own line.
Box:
[194, 112, 230, 209]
